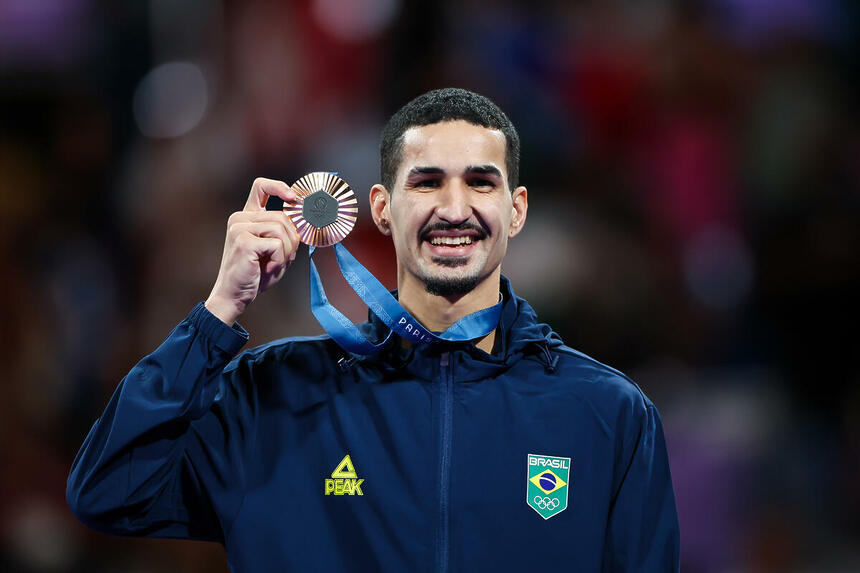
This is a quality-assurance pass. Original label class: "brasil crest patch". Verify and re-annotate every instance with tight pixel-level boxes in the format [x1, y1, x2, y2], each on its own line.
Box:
[527, 454, 570, 519]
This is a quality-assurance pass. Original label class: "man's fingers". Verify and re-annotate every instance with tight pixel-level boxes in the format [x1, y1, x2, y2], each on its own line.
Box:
[228, 210, 300, 247]
[232, 221, 297, 266]
[258, 236, 287, 265]
[234, 230, 287, 267]
[228, 210, 295, 226]
[244, 177, 299, 211]
[231, 221, 294, 252]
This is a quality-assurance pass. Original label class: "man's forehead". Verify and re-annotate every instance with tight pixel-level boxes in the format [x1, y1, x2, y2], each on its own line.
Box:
[399, 120, 507, 173]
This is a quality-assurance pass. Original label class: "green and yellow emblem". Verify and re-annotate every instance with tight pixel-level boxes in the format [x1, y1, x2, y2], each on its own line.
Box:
[526, 454, 571, 519]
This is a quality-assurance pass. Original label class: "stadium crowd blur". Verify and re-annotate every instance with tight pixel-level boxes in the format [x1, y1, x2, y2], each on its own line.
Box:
[1, 0, 858, 571]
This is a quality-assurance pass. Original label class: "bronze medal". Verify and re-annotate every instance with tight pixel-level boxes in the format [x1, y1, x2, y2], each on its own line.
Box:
[285, 172, 358, 247]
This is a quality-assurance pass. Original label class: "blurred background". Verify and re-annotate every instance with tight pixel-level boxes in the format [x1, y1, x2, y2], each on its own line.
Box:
[1, 0, 858, 571]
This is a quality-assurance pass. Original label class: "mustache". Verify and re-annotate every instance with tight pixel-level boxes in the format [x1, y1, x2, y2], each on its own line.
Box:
[419, 220, 489, 241]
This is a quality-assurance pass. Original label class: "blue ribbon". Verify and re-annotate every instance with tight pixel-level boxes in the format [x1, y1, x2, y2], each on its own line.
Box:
[308, 243, 503, 356]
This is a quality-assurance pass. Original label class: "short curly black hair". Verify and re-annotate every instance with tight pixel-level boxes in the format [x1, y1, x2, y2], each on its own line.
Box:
[380, 88, 520, 192]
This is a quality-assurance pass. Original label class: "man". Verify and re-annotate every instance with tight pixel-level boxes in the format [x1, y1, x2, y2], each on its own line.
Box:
[68, 88, 680, 571]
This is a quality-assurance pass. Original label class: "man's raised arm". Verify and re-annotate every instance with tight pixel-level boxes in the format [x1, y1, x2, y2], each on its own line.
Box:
[66, 178, 300, 540]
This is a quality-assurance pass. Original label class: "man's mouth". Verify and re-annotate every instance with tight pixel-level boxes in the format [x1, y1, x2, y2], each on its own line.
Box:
[428, 236, 474, 246]
[417, 219, 488, 262]
[421, 229, 484, 257]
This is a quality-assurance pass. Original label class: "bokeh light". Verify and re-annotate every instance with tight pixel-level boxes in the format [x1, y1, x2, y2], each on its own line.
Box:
[132, 61, 209, 139]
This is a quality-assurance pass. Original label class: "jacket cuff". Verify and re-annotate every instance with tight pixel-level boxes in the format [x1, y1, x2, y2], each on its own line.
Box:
[188, 302, 249, 355]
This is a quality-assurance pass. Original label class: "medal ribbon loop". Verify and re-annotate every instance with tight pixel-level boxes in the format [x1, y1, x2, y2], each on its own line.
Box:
[308, 243, 503, 356]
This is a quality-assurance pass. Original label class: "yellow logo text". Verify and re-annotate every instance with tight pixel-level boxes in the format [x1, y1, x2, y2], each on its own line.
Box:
[325, 454, 365, 496]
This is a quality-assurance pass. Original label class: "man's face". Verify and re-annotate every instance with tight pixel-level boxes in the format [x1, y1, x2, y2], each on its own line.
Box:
[374, 120, 527, 298]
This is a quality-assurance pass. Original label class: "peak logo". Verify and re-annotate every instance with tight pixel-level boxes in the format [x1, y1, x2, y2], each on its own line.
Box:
[324, 454, 365, 496]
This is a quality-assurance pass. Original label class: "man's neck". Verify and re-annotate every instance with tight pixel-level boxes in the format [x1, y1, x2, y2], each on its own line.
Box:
[397, 268, 502, 355]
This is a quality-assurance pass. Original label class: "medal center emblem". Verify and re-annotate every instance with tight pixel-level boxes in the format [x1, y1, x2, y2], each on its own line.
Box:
[302, 189, 339, 228]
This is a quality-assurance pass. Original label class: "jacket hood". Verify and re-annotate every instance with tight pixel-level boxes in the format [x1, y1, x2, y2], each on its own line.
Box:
[350, 275, 564, 383]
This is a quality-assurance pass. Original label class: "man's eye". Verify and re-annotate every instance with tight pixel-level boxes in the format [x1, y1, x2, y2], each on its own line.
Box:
[415, 179, 440, 188]
[469, 179, 494, 188]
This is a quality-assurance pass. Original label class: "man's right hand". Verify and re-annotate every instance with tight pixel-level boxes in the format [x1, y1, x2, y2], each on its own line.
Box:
[205, 178, 300, 325]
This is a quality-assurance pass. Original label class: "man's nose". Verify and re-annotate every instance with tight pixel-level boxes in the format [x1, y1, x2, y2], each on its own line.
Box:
[434, 180, 472, 223]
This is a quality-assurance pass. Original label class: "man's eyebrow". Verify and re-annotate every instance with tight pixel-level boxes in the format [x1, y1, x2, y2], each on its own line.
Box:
[464, 164, 503, 178]
[405, 165, 503, 178]
[406, 166, 445, 177]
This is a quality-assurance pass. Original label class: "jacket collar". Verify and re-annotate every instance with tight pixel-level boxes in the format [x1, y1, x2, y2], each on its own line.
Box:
[352, 275, 563, 383]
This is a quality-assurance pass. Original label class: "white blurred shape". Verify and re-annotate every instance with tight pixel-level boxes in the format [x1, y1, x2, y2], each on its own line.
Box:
[682, 225, 753, 311]
[504, 211, 581, 306]
[133, 61, 208, 138]
[311, 0, 400, 42]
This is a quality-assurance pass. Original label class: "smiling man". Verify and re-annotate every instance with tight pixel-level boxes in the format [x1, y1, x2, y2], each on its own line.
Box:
[67, 88, 680, 572]
[371, 115, 527, 354]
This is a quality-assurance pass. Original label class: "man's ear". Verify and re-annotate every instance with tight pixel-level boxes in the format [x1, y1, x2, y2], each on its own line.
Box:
[369, 184, 392, 236]
[509, 186, 528, 238]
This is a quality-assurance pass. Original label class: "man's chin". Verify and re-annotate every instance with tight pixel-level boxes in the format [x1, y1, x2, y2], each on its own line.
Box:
[421, 271, 481, 297]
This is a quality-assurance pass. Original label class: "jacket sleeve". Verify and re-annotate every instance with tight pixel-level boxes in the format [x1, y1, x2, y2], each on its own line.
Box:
[66, 302, 253, 542]
[603, 402, 680, 572]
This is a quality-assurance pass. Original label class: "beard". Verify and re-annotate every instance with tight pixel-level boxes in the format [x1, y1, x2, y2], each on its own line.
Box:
[422, 256, 481, 296]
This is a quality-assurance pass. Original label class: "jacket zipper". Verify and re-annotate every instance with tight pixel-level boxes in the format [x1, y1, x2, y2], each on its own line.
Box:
[436, 351, 452, 573]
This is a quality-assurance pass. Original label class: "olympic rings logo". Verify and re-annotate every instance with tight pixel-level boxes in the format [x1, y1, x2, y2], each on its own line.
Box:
[533, 496, 560, 510]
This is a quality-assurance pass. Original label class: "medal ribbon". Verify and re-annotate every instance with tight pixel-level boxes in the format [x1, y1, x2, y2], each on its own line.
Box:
[308, 243, 503, 356]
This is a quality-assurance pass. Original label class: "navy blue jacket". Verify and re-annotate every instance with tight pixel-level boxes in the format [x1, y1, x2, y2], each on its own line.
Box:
[67, 276, 680, 572]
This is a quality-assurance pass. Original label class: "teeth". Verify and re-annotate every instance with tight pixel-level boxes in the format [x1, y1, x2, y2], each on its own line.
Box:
[430, 236, 473, 246]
